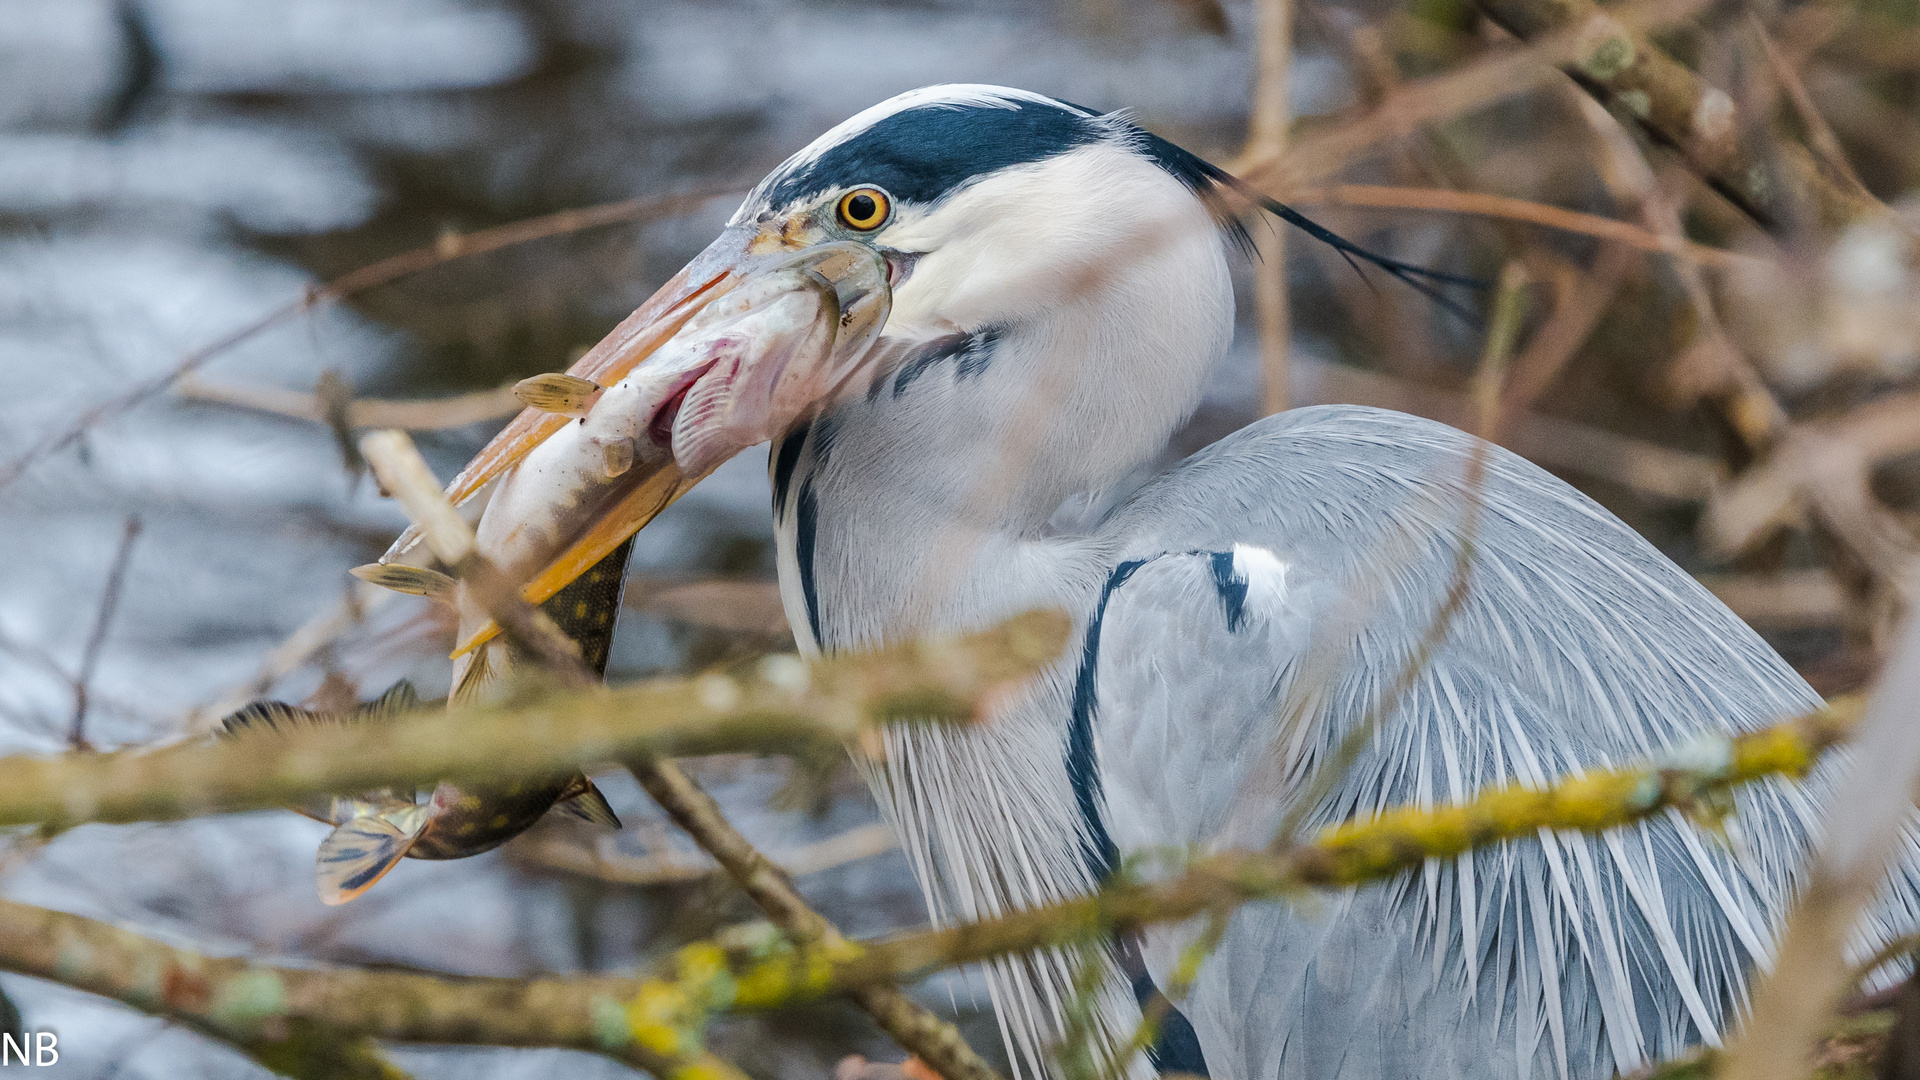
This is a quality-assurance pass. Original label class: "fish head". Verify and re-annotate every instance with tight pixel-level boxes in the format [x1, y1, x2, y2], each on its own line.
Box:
[389, 228, 893, 661]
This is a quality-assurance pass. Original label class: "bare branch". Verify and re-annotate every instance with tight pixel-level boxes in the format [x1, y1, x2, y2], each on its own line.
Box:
[1719, 614, 1920, 1080]
[70, 515, 142, 751]
[1284, 185, 1762, 268]
[1237, 0, 1713, 190]
[0, 601, 1068, 831]
[1465, 0, 1876, 232]
[1248, 0, 1294, 414]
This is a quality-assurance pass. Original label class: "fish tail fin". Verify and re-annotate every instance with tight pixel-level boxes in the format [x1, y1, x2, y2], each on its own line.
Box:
[316, 803, 432, 906]
[553, 776, 623, 828]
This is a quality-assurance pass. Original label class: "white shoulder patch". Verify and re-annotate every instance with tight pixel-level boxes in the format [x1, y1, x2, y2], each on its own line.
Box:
[1231, 542, 1291, 613]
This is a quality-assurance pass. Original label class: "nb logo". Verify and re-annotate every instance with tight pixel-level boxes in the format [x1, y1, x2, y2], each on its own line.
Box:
[0, 1033, 56, 1067]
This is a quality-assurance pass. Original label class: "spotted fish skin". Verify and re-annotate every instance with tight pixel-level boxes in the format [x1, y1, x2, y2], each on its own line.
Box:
[406, 536, 635, 859]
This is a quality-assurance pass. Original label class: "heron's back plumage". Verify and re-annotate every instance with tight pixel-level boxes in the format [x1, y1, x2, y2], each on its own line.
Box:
[1076, 405, 1919, 1080]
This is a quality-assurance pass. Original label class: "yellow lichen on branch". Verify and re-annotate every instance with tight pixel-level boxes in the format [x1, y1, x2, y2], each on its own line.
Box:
[616, 698, 1860, 1036]
[1304, 698, 1853, 884]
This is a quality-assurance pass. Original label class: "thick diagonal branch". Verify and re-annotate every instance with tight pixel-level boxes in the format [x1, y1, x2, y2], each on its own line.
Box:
[1467, 0, 1873, 232]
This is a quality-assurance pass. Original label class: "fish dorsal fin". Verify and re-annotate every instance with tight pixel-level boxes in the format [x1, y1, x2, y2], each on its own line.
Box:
[218, 699, 318, 736]
[221, 681, 423, 740]
[316, 803, 432, 906]
[552, 776, 623, 828]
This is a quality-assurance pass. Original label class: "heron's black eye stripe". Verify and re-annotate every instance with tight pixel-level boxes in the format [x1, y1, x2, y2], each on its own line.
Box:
[837, 187, 891, 230]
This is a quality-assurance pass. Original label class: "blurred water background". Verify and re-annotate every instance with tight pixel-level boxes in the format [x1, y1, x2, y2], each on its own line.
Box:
[0, 2, 1304, 1076]
[6, 0, 1909, 1075]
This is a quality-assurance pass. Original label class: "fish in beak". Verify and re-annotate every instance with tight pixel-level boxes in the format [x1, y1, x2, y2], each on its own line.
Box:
[214, 233, 891, 906]
[368, 234, 893, 691]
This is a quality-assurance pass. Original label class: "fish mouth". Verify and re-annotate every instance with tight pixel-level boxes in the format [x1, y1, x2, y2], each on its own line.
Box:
[646, 362, 710, 450]
[393, 234, 892, 661]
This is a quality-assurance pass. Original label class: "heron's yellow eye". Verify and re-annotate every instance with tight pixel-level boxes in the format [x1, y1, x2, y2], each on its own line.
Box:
[837, 188, 890, 231]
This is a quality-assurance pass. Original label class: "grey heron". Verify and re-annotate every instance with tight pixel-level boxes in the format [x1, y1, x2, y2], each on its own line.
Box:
[375, 85, 1920, 1079]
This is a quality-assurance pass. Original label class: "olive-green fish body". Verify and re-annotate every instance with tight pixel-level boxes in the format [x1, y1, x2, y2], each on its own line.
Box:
[220, 683, 619, 905]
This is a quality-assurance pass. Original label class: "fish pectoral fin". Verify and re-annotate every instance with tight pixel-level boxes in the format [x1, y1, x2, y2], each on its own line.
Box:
[552, 777, 623, 829]
[316, 805, 432, 906]
[351, 563, 458, 604]
[512, 373, 604, 416]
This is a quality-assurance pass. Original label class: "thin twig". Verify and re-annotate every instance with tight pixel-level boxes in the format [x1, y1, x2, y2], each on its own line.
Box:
[70, 515, 143, 751]
[1751, 14, 1869, 199]
[177, 376, 523, 431]
[512, 822, 896, 888]
[631, 759, 1005, 1080]
[1284, 184, 1761, 268]
[1270, 261, 1528, 846]
[1249, 0, 1294, 414]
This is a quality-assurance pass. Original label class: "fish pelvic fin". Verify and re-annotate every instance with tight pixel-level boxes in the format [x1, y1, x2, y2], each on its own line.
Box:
[317, 802, 433, 906]
[553, 776, 623, 829]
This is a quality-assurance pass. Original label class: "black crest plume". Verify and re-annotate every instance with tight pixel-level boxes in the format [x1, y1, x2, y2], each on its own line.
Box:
[1129, 128, 1487, 325]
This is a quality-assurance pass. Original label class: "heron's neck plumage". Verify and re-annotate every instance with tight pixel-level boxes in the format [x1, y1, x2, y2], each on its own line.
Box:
[766, 165, 1233, 1074]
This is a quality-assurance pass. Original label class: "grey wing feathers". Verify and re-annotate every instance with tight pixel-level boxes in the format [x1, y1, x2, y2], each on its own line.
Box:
[1087, 405, 1918, 1080]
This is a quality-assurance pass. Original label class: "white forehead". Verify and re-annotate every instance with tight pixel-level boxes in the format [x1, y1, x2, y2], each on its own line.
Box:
[731, 84, 1094, 225]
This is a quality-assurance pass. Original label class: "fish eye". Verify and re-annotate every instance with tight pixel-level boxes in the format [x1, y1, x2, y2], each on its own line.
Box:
[836, 187, 890, 231]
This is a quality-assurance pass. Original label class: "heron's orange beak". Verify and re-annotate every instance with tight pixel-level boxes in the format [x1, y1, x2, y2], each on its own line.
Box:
[376, 227, 891, 661]
[380, 226, 758, 573]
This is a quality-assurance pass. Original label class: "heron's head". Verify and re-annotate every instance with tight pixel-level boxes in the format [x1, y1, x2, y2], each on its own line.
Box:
[404, 86, 1267, 634]
[721, 85, 1244, 348]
